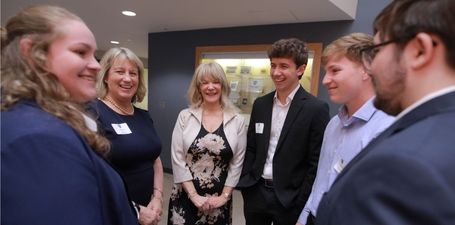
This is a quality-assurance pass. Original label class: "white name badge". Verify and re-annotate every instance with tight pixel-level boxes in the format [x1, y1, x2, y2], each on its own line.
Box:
[255, 123, 264, 134]
[111, 123, 132, 135]
[334, 159, 345, 174]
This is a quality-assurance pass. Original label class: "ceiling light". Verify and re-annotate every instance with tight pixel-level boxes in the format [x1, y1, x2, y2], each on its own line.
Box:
[110, 41, 120, 44]
[122, 10, 136, 16]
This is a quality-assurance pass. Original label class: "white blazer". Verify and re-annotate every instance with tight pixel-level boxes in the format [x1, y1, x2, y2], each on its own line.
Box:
[171, 107, 247, 187]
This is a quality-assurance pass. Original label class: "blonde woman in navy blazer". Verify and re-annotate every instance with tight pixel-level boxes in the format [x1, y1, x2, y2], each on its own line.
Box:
[1, 5, 137, 225]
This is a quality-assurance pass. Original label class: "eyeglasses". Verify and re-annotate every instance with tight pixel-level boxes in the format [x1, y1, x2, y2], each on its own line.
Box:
[361, 37, 438, 71]
[361, 39, 398, 71]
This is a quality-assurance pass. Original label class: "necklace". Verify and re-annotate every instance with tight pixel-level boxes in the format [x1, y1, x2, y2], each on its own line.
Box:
[104, 96, 134, 115]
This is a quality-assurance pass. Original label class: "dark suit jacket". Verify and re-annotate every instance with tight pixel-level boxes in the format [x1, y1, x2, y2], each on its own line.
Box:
[316, 91, 455, 225]
[237, 86, 329, 208]
[1, 101, 138, 225]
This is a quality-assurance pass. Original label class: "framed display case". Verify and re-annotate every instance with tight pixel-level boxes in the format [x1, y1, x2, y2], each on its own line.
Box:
[195, 43, 322, 118]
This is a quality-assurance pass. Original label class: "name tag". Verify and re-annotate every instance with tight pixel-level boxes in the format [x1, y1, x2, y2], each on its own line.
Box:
[255, 123, 264, 134]
[111, 123, 132, 135]
[334, 159, 345, 173]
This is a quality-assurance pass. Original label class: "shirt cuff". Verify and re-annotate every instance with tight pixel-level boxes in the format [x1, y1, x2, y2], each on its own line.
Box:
[298, 209, 310, 224]
[132, 201, 140, 219]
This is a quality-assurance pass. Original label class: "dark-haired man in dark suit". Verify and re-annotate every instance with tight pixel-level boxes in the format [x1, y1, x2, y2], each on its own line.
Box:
[316, 0, 455, 224]
[237, 38, 330, 225]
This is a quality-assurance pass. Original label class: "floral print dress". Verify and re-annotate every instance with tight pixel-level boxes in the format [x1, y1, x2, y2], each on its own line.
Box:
[168, 124, 233, 225]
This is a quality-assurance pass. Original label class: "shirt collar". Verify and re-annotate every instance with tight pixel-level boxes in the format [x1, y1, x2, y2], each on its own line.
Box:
[273, 84, 300, 106]
[395, 85, 455, 121]
[338, 97, 378, 127]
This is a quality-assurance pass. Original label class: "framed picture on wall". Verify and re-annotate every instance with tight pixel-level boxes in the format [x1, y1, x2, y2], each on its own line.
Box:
[195, 43, 322, 122]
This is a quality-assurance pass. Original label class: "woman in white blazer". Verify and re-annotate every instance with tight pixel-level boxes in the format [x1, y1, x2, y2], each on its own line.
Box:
[168, 62, 246, 225]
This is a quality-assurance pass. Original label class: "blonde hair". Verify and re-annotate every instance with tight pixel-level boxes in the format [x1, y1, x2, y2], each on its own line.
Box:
[322, 33, 374, 66]
[96, 47, 146, 103]
[1, 5, 110, 155]
[187, 62, 238, 113]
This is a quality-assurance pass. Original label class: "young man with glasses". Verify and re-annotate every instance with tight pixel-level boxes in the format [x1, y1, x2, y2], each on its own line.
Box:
[316, 0, 455, 224]
[296, 33, 394, 225]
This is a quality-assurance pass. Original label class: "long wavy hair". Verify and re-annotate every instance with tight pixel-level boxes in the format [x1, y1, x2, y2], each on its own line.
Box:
[1, 5, 110, 155]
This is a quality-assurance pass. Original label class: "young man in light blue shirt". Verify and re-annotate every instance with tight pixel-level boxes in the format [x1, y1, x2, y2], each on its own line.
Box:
[296, 33, 394, 225]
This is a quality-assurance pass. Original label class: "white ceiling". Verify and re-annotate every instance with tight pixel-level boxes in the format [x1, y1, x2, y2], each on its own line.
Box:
[1, 0, 358, 59]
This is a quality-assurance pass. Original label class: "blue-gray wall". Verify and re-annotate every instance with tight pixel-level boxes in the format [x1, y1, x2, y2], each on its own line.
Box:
[148, 0, 392, 170]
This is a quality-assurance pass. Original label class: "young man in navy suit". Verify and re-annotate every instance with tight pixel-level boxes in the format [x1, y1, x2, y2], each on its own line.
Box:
[237, 38, 330, 225]
[316, 0, 455, 224]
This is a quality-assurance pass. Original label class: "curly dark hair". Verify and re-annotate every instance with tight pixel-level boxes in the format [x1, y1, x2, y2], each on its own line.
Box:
[268, 38, 309, 67]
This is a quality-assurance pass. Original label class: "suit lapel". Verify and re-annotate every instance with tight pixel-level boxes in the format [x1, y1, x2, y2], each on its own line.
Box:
[275, 87, 307, 153]
[333, 91, 455, 184]
[261, 93, 274, 156]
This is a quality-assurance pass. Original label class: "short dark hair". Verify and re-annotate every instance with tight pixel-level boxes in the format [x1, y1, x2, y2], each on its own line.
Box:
[374, 0, 455, 69]
[268, 38, 308, 67]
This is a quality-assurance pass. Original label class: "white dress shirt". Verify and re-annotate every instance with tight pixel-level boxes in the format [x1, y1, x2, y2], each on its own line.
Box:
[262, 84, 300, 179]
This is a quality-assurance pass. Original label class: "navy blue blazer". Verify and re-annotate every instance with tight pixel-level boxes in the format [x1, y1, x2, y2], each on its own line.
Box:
[1, 101, 138, 225]
[316, 91, 455, 225]
[237, 86, 330, 208]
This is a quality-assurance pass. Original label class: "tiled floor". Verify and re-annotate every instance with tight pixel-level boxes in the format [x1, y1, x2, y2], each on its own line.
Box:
[159, 172, 245, 225]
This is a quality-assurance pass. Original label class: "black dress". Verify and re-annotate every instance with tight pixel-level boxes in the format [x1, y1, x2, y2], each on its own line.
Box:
[168, 124, 233, 225]
[93, 100, 162, 206]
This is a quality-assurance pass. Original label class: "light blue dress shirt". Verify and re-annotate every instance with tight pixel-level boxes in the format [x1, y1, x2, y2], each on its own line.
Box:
[297, 97, 394, 224]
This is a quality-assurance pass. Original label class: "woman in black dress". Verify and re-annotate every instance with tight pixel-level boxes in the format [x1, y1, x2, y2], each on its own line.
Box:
[168, 62, 247, 224]
[93, 47, 163, 225]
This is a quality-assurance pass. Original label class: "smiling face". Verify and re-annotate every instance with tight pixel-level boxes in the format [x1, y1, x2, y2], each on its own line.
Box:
[270, 57, 305, 97]
[105, 58, 139, 102]
[199, 74, 222, 105]
[46, 19, 100, 103]
[323, 56, 366, 105]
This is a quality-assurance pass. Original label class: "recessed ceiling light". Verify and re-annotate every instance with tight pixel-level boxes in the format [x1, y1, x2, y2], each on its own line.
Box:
[110, 41, 120, 44]
[122, 10, 136, 16]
